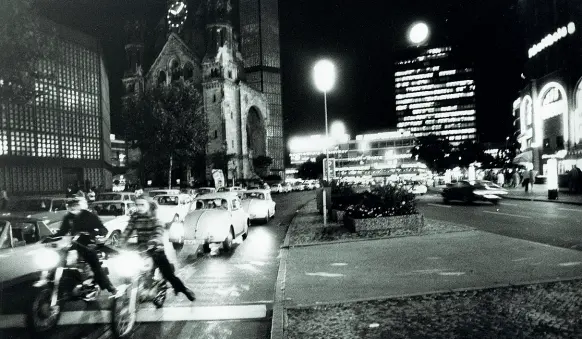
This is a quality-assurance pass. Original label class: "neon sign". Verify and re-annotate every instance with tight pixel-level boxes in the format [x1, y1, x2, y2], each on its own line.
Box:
[529, 22, 576, 58]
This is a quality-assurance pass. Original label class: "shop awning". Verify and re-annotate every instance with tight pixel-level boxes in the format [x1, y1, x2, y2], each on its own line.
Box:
[513, 150, 533, 164]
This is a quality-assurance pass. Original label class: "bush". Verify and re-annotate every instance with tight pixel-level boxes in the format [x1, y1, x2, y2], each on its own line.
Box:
[331, 185, 362, 210]
[345, 185, 417, 219]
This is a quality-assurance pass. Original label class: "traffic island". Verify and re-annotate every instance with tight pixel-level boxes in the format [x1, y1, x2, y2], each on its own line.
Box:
[285, 279, 582, 339]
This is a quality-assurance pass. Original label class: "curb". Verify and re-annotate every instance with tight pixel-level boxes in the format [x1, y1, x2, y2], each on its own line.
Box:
[271, 199, 313, 339]
[285, 275, 582, 310]
[504, 195, 582, 206]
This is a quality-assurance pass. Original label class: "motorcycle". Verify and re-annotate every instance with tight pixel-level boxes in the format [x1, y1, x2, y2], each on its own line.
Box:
[27, 232, 113, 335]
[109, 245, 169, 338]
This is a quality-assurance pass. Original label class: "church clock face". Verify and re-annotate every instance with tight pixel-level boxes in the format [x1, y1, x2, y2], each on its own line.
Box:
[167, 1, 188, 30]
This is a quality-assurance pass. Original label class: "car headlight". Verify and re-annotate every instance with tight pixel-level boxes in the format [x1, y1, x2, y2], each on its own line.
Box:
[35, 249, 61, 270]
[169, 222, 185, 240]
[109, 251, 142, 278]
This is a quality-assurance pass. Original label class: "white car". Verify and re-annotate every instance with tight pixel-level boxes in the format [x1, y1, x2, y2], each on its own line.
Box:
[270, 183, 283, 194]
[90, 200, 137, 247]
[241, 189, 276, 223]
[169, 192, 249, 254]
[282, 183, 293, 193]
[410, 184, 428, 195]
[154, 194, 192, 224]
[144, 189, 180, 202]
[95, 192, 136, 202]
[195, 187, 217, 196]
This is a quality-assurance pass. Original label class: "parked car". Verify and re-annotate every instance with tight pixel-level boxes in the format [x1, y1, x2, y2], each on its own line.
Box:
[0, 217, 61, 287]
[292, 182, 305, 191]
[168, 192, 249, 254]
[154, 194, 193, 224]
[282, 182, 293, 193]
[405, 181, 428, 195]
[3, 197, 69, 225]
[241, 189, 276, 223]
[95, 192, 136, 202]
[441, 180, 508, 205]
[217, 186, 244, 193]
[303, 181, 315, 190]
[90, 200, 137, 247]
[144, 189, 180, 202]
[195, 187, 217, 196]
[270, 183, 283, 194]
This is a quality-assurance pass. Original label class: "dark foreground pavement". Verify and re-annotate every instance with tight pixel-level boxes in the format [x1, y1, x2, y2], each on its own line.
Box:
[0, 191, 314, 339]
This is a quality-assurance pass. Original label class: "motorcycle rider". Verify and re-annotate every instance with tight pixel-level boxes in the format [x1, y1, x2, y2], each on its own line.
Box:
[53, 197, 117, 294]
[119, 197, 195, 301]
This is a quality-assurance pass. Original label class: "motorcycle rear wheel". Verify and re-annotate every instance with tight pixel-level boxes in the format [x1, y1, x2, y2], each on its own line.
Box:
[27, 286, 61, 336]
[110, 283, 138, 339]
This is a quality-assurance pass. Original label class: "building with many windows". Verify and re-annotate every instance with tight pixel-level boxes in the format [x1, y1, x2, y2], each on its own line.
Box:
[395, 46, 477, 146]
[239, 0, 284, 177]
[513, 0, 582, 179]
[0, 20, 112, 195]
[288, 130, 429, 183]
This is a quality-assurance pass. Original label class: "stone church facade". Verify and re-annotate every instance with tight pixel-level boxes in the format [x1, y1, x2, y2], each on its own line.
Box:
[122, 0, 269, 181]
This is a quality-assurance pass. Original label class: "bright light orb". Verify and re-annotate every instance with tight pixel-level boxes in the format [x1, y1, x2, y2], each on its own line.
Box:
[408, 22, 429, 45]
[330, 121, 346, 138]
[313, 59, 336, 92]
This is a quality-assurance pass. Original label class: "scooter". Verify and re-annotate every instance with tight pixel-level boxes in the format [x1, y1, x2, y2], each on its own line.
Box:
[27, 233, 113, 336]
[109, 245, 169, 339]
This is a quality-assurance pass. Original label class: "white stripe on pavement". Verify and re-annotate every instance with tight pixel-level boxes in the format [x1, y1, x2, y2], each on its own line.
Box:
[558, 207, 582, 212]
[427, 203, 451, 208]
[483, 210, 532, 219]
[500, 202, 518, 206]
[0, 304, 267, 329]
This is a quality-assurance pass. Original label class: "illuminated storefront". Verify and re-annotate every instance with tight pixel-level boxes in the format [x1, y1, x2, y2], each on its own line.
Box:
[394, 47, 477, 146]
[515, 0, 582, 180]
[0, 20, 112, 195]
[288, 130, 429, 183]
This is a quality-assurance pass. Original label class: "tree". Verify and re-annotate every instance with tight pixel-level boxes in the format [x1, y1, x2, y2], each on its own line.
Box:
[297, 154, 325, 179]
[410, 135, 453, 173]
[123, 81, 208, 186]
[0, 0, 57, 103]
[451, 140, 488, 167]
[253, 155, 272, 176]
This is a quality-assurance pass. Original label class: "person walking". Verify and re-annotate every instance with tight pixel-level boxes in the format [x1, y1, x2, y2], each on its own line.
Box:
[523, 169, 530, 192]
[512, 170, 520, 188]
[497, 171, 505, 187]
[0, 188, 8, 210]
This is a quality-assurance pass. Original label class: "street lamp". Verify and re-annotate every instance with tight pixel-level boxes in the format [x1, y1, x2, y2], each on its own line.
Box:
[313, 59, 336, 227]
[408, 22, 430, 45]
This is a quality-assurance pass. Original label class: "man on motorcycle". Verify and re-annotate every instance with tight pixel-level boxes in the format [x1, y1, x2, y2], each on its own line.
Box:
[53, 197, 117, 294]
[119, 197, 195, 301]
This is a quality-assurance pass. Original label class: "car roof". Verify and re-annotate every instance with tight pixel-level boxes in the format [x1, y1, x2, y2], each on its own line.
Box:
[0, 216, 43, 222]
[196, 192, 238, 200]
[90, 200, 133, 204]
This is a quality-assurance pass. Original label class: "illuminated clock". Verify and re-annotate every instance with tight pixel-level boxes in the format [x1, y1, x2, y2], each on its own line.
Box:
[167, 1, 188, 30]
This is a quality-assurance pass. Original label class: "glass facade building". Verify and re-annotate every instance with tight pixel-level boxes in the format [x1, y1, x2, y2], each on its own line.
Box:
[239, 0, 284, 176]
[0, 20, 112, 195]
[395, 47, 477, 146]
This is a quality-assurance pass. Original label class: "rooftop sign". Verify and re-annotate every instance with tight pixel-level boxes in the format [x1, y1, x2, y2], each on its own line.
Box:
[528, 22, 576, 58]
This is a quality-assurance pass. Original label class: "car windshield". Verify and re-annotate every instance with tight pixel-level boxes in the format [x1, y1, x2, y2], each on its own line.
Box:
[195, 199, 228, 210]
[9, 199, 51, 212]
[243, 192, 265, 200]
[91, 202, 126, 216]
[155, 196, 179, 205]
[197, 188, 214, 195]
[217, 187, 230, 192]
[97, 193, 122, 201]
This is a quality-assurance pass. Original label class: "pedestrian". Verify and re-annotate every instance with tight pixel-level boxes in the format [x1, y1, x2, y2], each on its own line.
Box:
[87, 187, 96, 202]
[528, 168, 535, 192]
[512, 170, 520, 188]
[497, 171, 505, 187]
[522, 170, 530, 192]
[574, 165, 582, 193]
[0, 187, 8, 211]
[75, 188, 86, 199]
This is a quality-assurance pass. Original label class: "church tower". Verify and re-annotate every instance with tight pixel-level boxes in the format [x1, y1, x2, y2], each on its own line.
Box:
[202, 0, 245, 180]
[122, 19, 145, 100]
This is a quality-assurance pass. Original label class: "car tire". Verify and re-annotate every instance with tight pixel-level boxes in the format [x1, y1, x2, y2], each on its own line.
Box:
[172, 242, 183, 252]
[242, 221, 249, 240]
[264, 213, 270, 224]
[222, 229, 234, 252]
[108, 231, 121, 248]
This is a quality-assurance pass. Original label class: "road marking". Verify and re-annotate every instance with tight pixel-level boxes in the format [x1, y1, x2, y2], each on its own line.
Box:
[558, 262, 582, 267]
[330, 263, 348, 266]
[558, 207, 582, 212]
[500, 202, 518, 206]
[305, 272, 345, 277]
[483, 210, 532, 219]
[438, 272, 465, 276]
[0, 304, 267, 329]
[427, 203, 451, 208]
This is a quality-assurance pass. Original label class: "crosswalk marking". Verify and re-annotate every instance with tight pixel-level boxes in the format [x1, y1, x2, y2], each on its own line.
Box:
[0, 304, 267, 329]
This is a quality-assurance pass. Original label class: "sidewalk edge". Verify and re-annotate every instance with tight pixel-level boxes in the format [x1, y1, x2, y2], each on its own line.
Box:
[271, 199, 313, 339]
[285, 275, 582, 310]
[504, 195, 582, 206]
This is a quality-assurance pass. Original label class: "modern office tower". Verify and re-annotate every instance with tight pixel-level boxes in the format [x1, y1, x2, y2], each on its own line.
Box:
[238, 0, 284, 176]
[395, 46, 477, 146]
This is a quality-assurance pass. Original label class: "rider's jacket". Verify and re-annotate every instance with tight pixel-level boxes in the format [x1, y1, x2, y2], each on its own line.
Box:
[121, 211, 165, 247]
[54, 210, 108, 238]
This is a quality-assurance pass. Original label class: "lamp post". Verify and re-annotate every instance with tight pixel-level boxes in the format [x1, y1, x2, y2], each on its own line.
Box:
[408, 22, 430, 45]
[313, 59, 336, 227]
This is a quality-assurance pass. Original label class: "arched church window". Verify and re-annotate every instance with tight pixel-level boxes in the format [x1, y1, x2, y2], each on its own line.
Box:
[213, 94, 216, 102]
[170, 60, 181, 82]
[158, 71, 167, 86]
[214, 130, 218, 139]
[183, 62, 194, 80]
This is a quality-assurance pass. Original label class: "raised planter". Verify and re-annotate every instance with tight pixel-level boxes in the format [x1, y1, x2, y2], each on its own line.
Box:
[330, 209, 346, 222]
[344, 213, 424, 234]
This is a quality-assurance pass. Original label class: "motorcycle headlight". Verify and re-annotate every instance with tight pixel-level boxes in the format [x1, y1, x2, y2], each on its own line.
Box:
[35, 249, 61, 270]
[110, 251, 142, 278]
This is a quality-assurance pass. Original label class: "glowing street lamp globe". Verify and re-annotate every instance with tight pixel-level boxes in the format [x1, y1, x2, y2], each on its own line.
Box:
[313, 59, 336, 92]
[408, 22, 429, 45]
[330, 121, 346, 139]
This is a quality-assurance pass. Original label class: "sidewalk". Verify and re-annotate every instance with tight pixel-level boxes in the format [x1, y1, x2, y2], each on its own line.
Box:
[272, 200, 582, 339]
[429, 184, 582, 205]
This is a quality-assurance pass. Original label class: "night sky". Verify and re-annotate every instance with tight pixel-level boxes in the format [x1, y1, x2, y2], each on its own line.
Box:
[39, 0, 526, 144]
